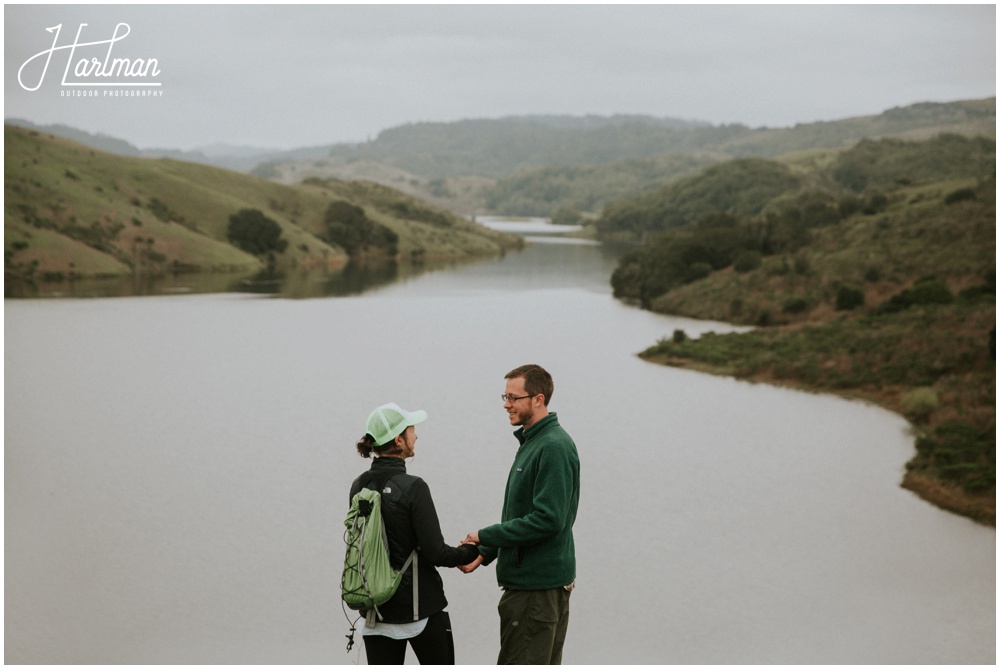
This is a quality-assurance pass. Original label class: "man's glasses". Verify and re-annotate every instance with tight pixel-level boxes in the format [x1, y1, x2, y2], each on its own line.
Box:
[501, 394, 534, 403]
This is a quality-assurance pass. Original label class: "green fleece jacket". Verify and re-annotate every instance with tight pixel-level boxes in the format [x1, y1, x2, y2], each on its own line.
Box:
[478, 412, 580, 590]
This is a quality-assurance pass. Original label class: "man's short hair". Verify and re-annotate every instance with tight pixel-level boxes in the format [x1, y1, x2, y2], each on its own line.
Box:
[506, 364, 554, 406]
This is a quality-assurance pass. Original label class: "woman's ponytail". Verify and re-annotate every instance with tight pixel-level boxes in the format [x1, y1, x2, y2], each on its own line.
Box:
[356, 432, 405, 458]
[356, 433, 377, 458]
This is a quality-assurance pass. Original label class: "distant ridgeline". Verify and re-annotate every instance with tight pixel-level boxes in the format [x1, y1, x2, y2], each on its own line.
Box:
[3, 124, 521, 285]
[7, 97, 994, 220]
[250, 97, 995, 217]
[321, 98, 995, 181]
[611, 132, 996, 525]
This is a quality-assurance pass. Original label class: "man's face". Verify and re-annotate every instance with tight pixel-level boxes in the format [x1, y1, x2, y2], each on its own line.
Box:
[503, 377, 536, 427]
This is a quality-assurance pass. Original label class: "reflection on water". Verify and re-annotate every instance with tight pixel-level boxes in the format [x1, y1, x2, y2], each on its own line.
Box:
[3, 255, 514, 300]
[4, 270, 252, 299]
[5, 216, 620, 300]
[234, 261, 402, 298]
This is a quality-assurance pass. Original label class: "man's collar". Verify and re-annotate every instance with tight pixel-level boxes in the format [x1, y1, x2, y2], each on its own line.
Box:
[515, 412, 557, 444]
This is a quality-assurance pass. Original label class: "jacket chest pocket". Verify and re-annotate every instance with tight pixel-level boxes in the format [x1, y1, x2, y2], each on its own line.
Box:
[507, 464, 532, 494]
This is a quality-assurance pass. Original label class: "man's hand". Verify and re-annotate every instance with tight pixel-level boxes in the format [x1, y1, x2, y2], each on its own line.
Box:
[462, 531, 480, 546]
[458, 554, 484, 574]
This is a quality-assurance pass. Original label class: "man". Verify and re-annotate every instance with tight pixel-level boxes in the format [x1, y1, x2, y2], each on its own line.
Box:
[461, 364, 581, 665]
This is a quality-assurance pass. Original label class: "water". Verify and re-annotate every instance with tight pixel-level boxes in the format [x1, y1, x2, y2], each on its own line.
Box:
[4, 221, 995, 664]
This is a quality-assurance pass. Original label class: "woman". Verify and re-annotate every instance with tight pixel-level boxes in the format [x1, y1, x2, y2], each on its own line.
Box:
[349, 402, 479, 665]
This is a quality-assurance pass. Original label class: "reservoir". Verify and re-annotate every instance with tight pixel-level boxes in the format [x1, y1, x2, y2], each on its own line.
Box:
[4, 219, 995, 663]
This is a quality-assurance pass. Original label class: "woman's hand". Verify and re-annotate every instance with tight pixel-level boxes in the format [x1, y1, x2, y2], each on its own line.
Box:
[458, 554, 484, 574]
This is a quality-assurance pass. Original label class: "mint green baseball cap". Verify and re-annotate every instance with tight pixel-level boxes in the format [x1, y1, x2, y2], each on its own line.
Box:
[365, 402, 428, 446]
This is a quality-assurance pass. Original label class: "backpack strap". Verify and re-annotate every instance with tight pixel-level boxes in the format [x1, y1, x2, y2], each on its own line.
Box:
[398, 549, 419, 621]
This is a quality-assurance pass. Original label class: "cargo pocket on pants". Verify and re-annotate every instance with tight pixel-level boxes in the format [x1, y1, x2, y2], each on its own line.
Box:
[498, 590, 560, 665]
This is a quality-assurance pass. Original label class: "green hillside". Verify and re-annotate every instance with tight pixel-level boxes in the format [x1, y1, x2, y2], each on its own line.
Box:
[4, 125, 519, 289]
[481, 152, 726, 218]
[324, 115, 719, 179]
[252, 98, 994, 218]
[331, 100, 993, 181]
[716, 98, 997, 156]
[597, 158, 807, 244]
[484, 99, 996, 217]
[607, 134, 996, 524]
[599, 134, 995, 246]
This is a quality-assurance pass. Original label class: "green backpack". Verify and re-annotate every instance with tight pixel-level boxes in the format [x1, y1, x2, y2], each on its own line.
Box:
[341, 479, 418, 633]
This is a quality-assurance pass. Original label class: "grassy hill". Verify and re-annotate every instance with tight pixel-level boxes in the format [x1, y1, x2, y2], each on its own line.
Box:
[324, 115, 716, 179]
[608, 134, 995, 524]
[4, 125, 520, 289]
[23, 99, 989, 221]
[481, 152, 727, 218]
[599, 133, 995, 245]
[252, 98, 993, 217]
[4, 117, 335, 172]
[333, 100, 993, 181]
[256, 157, 494, 219]
[597, 157, 808, 244]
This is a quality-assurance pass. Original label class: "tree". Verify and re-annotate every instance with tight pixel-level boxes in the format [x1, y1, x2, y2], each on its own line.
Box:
[550, 207, 582, 226]
[324, 201, 398, 256]
[227, 209, 287, 256]
[835, 285, 865, 311]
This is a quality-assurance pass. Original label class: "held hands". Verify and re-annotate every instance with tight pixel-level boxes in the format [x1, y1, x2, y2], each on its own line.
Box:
[458, 554, 483, 574]
[456, 531, 482, 573]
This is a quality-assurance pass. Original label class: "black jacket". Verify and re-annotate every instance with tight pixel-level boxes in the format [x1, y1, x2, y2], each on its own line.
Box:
[349, 456, 478, 623]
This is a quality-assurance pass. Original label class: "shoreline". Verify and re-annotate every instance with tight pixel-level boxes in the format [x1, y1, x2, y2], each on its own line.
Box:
[641, 351, 996, 527]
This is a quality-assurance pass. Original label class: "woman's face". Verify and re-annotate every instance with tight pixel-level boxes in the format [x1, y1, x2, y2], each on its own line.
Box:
[395, 426, 417, 458]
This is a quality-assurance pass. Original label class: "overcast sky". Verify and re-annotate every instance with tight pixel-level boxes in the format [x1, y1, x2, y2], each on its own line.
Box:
[5, 4, 995, 151]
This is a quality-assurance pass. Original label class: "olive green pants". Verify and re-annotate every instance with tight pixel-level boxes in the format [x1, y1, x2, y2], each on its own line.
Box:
[497, 587, 571, 665]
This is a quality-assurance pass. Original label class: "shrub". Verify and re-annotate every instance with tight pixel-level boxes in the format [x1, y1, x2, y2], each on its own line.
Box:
[550, 207, 583, 226]
[387, 201, 452, 228]
[755, 309, 774, 326]
[684, 262, 712, 282]
[324, 201, 398, 256]
[672, 329, 687, 343]
[835, 285, 865, 311]
[325, 201, 368, 228]
[876, 278, 954, 314]
[862, 191, 889, 215]
[838, 195, 862, 218]
[226, 209, 288, 256]
[733, 250, 762, 273]
[782, 298, 810, 314]
[764, 258, 790, 277]
[901, 387, 939, 422]
[148, 197, 175, 222]
[908, 278, 954, 305]
[944, 187, 976, 205]
[914, 421, 995, 492]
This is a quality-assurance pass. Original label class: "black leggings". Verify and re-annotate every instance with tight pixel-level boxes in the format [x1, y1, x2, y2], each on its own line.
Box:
[363, 610, 455, 665]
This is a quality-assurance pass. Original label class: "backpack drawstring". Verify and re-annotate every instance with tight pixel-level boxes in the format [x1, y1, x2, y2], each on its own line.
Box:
[342, 595, 362, 652]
